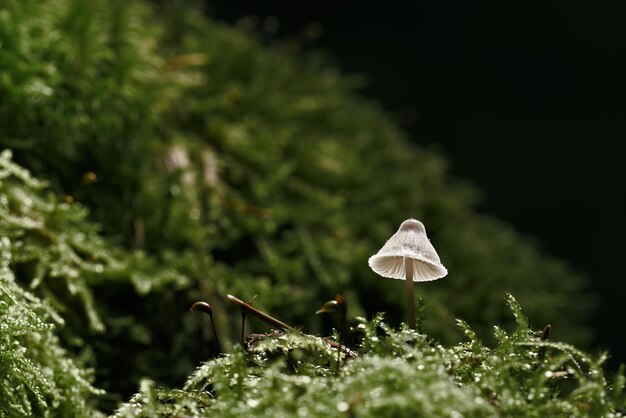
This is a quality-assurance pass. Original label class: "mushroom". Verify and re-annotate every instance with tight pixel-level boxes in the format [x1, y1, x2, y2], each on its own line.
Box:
[368, 218, 447, 329]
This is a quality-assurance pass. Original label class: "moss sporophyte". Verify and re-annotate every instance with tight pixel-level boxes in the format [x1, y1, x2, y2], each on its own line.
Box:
[190, 302, 222, 355]
[316, 295, 349, 369]
[191, 294, 357, 359]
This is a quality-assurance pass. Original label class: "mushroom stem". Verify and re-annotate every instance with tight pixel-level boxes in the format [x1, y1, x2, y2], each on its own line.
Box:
[405, 258, 416, 329]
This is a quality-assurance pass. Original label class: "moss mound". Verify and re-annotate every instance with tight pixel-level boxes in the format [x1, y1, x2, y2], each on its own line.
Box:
[114, 296, 625, 417]
[0, 0, 602, 412]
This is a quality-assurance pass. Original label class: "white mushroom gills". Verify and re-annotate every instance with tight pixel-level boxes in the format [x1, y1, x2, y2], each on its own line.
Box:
[368, 218, 447, 329]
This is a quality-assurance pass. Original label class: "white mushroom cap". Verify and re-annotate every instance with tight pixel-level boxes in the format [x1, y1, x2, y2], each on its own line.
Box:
[368, 218, 448, 282]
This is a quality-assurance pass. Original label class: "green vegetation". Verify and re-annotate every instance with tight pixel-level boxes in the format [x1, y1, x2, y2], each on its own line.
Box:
[0, 149, 188, 408]
[114, 296, 625, 417]
[0, 231, 101, 416]
[0, 0, 617, 415]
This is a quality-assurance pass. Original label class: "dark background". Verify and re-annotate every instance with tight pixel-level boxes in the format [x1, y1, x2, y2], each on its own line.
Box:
[207, 1, 626, 364]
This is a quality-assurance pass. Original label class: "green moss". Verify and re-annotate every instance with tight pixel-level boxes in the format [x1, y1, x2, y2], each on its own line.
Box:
[114, 296, 625, 417]
[0, 151, 187, 404]
[0, 236, 102, 416]
[0, 0, 605, 412]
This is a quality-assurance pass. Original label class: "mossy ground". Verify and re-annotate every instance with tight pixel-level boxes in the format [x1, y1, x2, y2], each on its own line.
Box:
[0, 0, 619, 415]
[114, 296, 625, 417]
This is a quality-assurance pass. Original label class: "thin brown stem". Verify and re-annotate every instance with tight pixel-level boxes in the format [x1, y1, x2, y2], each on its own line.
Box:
[227, 294, 293, 331]
[190, 302, 222, 354]
[540, 324, 552, 341]
[210, 314, 222, 354]
[337, 310, 348, 371]
[240, 312, 246, 346]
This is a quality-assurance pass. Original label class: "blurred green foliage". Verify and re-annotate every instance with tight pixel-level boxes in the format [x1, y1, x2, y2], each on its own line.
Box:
[0, 0, 600, 412]
[114, 296, 626, 417]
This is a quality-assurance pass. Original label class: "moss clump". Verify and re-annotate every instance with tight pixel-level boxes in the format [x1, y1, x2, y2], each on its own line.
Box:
[0, 236, 102, 416]
[114, 295, 625, 417]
